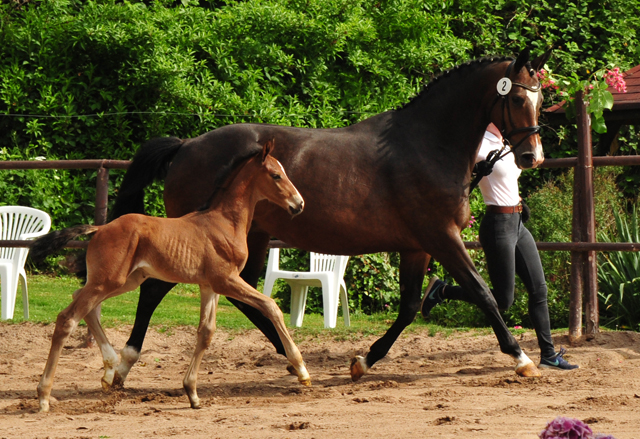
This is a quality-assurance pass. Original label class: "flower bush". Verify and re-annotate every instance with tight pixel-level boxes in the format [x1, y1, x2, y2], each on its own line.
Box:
[539, 417, 616, 439]
[537, 66, 628, 134]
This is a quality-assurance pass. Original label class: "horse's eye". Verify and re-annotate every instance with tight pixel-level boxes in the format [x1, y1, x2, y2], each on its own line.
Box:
[511, 95, 525, 106]
[272, 174, 282, 181]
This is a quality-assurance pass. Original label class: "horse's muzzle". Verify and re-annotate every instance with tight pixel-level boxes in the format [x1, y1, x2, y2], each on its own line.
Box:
[289, 198, 304, 217]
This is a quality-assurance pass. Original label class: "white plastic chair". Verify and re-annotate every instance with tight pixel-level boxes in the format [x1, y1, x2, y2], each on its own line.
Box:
[0, 206, 51, 320]
[263, 248, 350, 328]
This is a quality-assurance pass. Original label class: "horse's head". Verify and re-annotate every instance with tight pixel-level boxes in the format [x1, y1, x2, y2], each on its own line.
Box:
[490, 48, 551, 169]
[256, 139, 304, 216]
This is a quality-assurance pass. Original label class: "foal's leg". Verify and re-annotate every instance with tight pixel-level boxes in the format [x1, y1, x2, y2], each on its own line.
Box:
[110, 278, 177, 389]
[83, 271, 149, 390]
[221, 276, 310, 386]
[231, 231, 286, 356]
[183, 285, 219, 409]
[37, 284, 113, 412]
[350, 251, 429, 381]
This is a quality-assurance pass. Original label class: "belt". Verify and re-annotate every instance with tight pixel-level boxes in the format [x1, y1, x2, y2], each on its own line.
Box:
[486, 204, 523, 214]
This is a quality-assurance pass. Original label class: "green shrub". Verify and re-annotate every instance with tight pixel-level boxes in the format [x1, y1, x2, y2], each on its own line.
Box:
[598, 206, 640, 331]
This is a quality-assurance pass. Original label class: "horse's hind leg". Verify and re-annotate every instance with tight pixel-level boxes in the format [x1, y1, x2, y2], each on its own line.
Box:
[37, 284, 111, 412]
[113, 278, 177, 388]
[351, 251, 429, 381]
[82, 302, 120, 391]
[82, 271, 148, 391]
[183, 285, 219, 409]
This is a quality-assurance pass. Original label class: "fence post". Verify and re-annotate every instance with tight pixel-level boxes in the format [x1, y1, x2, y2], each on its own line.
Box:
[576, 92, 599, 339]
[573, 90, 599, 340]
[95, 163, 109, 226]
[85, 164, 109, 347]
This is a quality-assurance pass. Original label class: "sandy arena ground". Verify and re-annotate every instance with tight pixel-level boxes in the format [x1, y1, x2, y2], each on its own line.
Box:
[1, 322, 639, 438]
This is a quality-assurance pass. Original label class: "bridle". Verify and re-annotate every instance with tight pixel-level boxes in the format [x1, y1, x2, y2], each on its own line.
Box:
[469, 60, 542, 192]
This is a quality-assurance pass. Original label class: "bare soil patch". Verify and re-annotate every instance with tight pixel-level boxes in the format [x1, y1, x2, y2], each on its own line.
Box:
[1, 323, 639, 438]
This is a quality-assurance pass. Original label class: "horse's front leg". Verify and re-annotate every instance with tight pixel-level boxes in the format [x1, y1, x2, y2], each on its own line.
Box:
[231, 231, 287, 356]
[351, 251, 430, 381]
[112, 278, 177, 389]
[432, 233, 541, 377]
[221, 276, 311, 387]
[183, 285, 219, 409]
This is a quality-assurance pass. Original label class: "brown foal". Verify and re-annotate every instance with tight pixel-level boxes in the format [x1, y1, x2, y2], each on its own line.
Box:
[32, 140, 310, 412]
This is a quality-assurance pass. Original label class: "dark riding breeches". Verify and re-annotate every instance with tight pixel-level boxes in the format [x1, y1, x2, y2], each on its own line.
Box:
[445, 211, 555, 358]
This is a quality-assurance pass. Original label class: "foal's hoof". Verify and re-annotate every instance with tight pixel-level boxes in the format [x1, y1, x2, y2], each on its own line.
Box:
[516, 362, 541, 377]
[299, 378, 312, 387]
[350, 356, 368, 382]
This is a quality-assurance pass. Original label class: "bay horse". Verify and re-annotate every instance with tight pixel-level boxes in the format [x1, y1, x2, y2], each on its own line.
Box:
[31, 141, 310, 413]
[106, 48, 550, 386]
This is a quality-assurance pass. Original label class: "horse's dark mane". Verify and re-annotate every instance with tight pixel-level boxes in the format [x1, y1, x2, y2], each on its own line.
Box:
[197, 150, 261, 211]
[397, 56, 517, 111]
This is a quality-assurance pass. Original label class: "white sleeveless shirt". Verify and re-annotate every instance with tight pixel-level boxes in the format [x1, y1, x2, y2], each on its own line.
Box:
[476, 131, 521, 207]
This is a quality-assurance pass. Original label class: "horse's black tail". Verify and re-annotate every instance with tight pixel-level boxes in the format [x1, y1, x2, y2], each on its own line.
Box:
[30, 225, 99, 262]
[110, 136, 184, 221]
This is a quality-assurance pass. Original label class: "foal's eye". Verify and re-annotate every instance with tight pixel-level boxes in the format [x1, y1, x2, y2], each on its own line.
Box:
[271, 174, 282, 180]
[511, 96, 525, 106]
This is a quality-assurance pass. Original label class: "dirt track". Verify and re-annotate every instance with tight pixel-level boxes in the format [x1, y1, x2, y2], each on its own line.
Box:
[1, 322, 639, 438]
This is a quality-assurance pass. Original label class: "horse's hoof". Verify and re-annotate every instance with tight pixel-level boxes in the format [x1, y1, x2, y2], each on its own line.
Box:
[350, 356, 368, 382]
[516, 362, 541, 377]
[111, 373, 125, 389]
[190, 402, 202, 409]
[38, 402, 50, 413]
[298, 377, 312, 387]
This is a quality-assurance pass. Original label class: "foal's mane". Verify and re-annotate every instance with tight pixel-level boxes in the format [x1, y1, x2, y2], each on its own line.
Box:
[398, 55, 533, 110]
[197, 149, 262, 211]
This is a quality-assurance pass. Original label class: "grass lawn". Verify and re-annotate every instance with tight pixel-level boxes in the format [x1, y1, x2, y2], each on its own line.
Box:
[3, 275, 470, 339]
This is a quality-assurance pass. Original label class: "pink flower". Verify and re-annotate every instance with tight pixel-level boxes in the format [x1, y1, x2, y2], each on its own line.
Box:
[514, 325, 523, 329]
[537, 69, 559, 90]
[604, 68, 627, 93]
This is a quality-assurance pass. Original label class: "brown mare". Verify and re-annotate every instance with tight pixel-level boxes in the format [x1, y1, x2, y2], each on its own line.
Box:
[31, 141, 310, 413]
[105, 49, 550, 386]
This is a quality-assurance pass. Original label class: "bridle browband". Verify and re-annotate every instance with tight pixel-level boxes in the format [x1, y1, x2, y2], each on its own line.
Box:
[469, 59, 542, 192]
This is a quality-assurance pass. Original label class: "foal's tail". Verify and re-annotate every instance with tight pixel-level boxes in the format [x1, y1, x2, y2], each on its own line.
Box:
[30, 225, 99, 262]
[110, 137, 184, 220]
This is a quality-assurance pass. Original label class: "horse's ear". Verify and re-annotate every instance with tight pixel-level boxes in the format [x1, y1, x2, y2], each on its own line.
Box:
[514, 47, 531, 73]
[261, 139, 275, 162]
[531, 49, 552, 72]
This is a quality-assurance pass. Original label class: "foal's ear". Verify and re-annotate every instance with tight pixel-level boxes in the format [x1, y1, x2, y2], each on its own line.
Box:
[514, 47, 531, 73]
[261, 139, 275, 163]
[531, 49, 552, 72]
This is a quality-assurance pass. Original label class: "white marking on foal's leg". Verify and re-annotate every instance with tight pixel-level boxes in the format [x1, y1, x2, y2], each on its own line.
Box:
[514, 351, 541, 377]
[100, 343, 120, 391]
[112, 345, 141, 387]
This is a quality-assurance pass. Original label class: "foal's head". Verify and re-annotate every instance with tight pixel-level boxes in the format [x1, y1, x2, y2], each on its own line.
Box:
[252, 140, 304, 216]
[489, 48, 551, 169]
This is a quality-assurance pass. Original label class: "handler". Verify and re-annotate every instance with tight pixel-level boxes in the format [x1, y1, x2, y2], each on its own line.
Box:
[421, 122, 578, 371]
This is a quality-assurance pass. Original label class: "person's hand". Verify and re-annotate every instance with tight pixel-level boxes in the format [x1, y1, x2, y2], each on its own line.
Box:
[473, 160, 494, 177]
